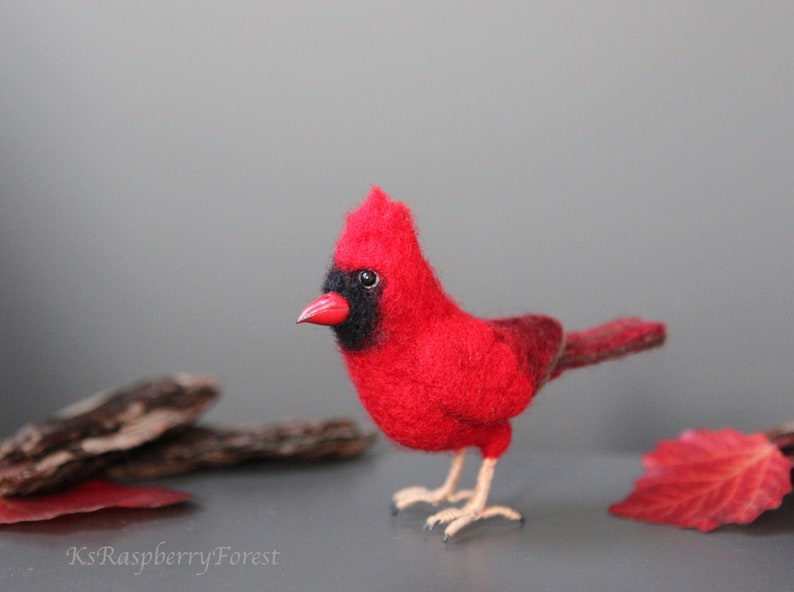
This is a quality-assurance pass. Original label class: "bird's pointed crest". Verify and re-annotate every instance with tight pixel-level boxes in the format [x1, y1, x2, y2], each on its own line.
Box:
[333, 186, 425, 278]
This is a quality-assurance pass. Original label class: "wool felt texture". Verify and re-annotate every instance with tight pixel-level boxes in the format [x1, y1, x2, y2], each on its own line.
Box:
[314, 186, 666, 460]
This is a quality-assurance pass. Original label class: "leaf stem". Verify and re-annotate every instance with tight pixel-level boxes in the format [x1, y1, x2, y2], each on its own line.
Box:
[764, 419, 794, 458]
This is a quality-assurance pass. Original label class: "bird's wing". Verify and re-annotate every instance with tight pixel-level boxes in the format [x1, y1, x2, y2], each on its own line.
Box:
[425, 314, 565, 425]
[486, 315, 565, 388]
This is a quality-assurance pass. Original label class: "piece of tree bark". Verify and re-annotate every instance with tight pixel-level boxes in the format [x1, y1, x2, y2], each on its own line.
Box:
[102, 419, 375, 480]
[0, 376, 219, 495]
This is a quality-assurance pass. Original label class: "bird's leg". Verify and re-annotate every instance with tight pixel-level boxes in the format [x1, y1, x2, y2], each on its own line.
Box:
[391, 450, 473, 513]
[425, 457, 522, 541]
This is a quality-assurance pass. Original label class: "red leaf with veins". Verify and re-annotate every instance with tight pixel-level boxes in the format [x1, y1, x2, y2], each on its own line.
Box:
[610, 428, 793, 531]
[0, 479, 190, 524]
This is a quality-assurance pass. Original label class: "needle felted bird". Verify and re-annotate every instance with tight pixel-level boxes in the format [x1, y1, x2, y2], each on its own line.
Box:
[297, 187, 665, 541]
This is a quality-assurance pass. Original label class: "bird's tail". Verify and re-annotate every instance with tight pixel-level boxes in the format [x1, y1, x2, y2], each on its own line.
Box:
[552, 318, 666, 378]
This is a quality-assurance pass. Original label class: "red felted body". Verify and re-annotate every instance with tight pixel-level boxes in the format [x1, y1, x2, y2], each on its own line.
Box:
[330, 188, 665, 459]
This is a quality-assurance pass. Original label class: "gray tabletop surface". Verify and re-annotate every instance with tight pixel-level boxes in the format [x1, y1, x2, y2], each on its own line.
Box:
[2, 442, 792, 592]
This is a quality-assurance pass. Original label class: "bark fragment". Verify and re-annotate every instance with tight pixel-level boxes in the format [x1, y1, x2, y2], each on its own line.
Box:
[0, 376, 374, 496]
[0, 376, 219, 495]
[103, 419, 375, 480]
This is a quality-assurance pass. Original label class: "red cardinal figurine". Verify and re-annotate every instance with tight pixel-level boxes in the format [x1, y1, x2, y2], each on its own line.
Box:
[298, 187, 665, 541]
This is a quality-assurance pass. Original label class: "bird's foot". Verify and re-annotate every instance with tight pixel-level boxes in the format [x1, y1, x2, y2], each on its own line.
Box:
[391, 485, 474, 514]
[425, 502, 523, 541]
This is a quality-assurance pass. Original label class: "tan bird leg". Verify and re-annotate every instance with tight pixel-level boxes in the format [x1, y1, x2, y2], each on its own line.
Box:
[391, 450, 473, 513]
[425, 457, 522, 541]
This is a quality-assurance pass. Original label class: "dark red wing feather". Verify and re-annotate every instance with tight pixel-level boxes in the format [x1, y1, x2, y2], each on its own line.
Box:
[486, 315, 565, 388]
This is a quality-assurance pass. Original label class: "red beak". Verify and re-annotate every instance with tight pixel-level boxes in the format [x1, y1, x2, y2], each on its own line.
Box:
[296, 292, 350, 326]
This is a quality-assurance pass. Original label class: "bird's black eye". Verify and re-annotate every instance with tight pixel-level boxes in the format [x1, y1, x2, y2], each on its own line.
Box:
[357, 269, 379, 289]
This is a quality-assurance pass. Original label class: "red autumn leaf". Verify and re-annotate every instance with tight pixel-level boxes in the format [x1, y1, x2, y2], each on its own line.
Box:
[610, 428, 793, 532]
[0, 479, 190, 524]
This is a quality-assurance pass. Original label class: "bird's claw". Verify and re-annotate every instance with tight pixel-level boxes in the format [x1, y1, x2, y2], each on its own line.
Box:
[425, 504, 523, 541]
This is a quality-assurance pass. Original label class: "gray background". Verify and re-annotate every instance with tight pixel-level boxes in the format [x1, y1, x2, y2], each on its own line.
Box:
[2, 3, 794, 591]
[2, 3, 793, 467]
